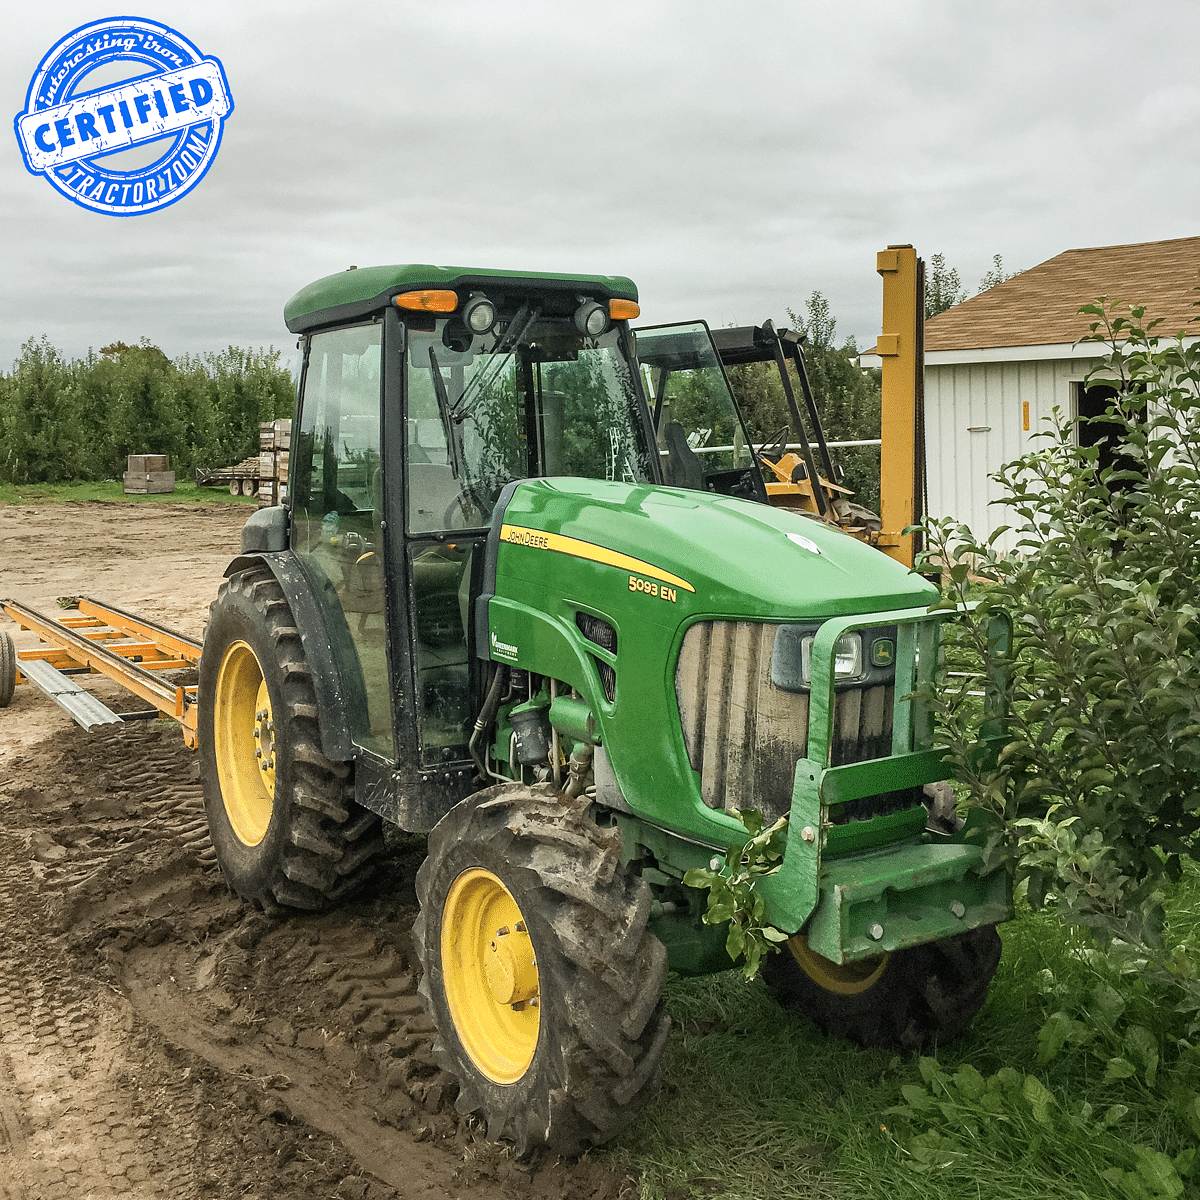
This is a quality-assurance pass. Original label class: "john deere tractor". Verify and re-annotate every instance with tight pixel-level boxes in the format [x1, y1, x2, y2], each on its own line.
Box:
[198, 259, 1012, 1155]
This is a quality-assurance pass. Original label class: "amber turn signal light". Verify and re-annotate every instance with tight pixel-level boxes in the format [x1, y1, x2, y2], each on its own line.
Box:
[608, 299, 640, 321]
[393, 290, 458, 313]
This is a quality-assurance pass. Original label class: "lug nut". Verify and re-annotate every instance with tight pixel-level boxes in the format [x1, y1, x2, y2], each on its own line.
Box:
[950, 900, 966, 919]
[868, 923, 885, 941]
[709, 856, 722, 871]
[801, 826, 817, 844]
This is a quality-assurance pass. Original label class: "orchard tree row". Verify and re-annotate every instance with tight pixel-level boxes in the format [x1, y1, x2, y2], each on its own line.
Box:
[0, 336, 294, 485]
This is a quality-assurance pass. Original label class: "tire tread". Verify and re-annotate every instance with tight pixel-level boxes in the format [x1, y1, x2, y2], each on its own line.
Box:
[199, 566, 383, 911]
[414, 784, 669, 1156]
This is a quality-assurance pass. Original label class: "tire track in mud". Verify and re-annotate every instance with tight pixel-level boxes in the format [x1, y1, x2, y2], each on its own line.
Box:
[111, 869, 508, 1198]
[2, 723, 637, 1199]
[0, 828, 204, 1199]
[2, 506, 640, 1198]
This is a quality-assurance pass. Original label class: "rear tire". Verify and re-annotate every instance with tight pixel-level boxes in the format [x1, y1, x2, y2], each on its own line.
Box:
[762, 926, 1001, 1050]
[198, 566, 383, 910]
[0, 630, 15, 707]
[414, 784, 671, 1155]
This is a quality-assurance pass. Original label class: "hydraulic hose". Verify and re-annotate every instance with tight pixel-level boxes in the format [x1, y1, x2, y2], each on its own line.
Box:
[468, 664, 509, 779]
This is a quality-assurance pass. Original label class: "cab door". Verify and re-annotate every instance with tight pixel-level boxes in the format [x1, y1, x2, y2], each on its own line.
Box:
[289, 321, 395, 759]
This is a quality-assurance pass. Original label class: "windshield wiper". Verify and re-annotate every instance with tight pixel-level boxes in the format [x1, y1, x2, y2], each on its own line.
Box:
[448, 304, 541, 423]
[428, 346, 465, 479]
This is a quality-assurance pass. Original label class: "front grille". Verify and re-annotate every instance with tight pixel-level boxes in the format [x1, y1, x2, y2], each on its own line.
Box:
[831, 684, 893, 765]
[675, 620, 899, 825]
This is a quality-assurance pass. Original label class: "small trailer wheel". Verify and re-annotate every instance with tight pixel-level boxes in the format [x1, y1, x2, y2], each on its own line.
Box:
[0, 630, 15, 707]
[228, 480, 240, 495]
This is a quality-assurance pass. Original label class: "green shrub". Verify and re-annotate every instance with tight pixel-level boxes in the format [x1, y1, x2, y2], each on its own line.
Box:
[919, 299, 1200, 994]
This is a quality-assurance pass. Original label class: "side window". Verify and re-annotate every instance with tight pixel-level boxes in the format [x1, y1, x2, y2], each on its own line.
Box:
[290, 324, 392, 757]
[410, 541, 475, 766]
[634, 323, 759, 498]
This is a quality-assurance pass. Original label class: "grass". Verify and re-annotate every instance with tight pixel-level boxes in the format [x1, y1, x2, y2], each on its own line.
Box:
[603, 875, 1200, 1200]
[0, 479, 260, 506]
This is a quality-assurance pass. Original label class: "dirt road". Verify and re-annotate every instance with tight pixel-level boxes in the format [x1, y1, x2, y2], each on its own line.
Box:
[0, 502, 635, 1200]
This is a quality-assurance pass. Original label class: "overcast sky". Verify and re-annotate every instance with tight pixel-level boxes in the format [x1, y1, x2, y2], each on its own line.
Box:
[4, 0, 1198, 376]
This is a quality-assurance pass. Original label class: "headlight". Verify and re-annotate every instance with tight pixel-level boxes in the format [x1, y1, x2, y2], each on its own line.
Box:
[800, 631, 862, 686]
[574, 299, 609, 337]
[770, 623, 896, 693]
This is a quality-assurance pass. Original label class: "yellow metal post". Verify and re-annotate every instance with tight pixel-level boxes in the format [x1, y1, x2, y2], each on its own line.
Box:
[874, 245, 925, 569]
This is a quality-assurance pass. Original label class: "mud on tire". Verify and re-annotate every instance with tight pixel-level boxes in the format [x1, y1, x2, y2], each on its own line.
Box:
[198, 566, 384, 910]
[762, 925, 1002, 1051]
[414, 784, 671, 1156]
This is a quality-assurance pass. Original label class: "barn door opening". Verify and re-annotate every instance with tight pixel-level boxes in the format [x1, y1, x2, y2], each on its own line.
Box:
[1074, 381, 1145, 480]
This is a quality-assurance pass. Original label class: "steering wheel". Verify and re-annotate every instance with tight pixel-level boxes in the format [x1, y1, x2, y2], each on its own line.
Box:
[442, 493, 483, 529]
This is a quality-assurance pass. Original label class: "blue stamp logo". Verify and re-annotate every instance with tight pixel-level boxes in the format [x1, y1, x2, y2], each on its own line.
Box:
[13, 16, 233, 216]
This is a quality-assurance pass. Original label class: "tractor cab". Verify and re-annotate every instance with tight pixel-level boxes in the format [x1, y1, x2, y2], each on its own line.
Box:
[631, 319, 880, 536]
[277, 267, 674, 824]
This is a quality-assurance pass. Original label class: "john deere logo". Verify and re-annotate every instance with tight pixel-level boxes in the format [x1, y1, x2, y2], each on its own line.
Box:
[871, 639, 895, 668]
[13, 16, 233, 216]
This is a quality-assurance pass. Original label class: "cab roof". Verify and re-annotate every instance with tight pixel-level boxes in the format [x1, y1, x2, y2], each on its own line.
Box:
[284, 264, 640, 334]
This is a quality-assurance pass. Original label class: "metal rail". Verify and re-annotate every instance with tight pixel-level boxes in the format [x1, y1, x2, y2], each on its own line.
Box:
[1, 596, 201, 747]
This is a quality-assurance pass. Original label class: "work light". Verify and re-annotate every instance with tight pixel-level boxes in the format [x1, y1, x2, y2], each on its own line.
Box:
[574, 299, 608, 337]
[462, 293, 497, 335]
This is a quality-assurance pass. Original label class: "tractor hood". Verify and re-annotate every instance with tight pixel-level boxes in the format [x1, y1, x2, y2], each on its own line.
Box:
[484, 478, 936, 626]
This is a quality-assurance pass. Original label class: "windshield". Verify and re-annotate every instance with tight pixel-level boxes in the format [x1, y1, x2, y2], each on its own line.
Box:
[633, 322, 756, 489]
[406, 317, 654, 533]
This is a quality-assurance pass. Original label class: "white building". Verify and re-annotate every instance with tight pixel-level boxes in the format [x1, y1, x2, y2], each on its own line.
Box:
[902, 236, 1200, 547]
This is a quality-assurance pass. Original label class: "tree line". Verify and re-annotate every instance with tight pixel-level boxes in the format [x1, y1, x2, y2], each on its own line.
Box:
[0, 336, 294, 484]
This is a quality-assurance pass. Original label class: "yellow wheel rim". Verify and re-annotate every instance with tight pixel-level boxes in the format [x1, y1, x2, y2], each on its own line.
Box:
[441, 868, 540, 1084]
[213, 640, 276, 846]
[787, 934, 889, 996]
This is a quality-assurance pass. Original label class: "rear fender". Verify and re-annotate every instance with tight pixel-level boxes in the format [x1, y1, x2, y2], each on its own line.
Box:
[221, 551, 359, 761]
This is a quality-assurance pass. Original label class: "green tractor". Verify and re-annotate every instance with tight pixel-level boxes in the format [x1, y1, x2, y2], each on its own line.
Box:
[198, 261, 1012, 1155]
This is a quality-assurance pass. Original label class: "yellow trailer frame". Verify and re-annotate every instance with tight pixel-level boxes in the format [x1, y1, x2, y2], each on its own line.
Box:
[1, 596, 201, 747]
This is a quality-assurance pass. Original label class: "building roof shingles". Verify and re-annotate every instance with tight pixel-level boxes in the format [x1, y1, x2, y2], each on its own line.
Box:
[923, 235, 1200, 352]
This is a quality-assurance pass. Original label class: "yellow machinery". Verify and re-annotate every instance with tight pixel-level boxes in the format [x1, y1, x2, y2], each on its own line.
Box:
[712, 244, 927, 568]
[873, 245, 927, 569]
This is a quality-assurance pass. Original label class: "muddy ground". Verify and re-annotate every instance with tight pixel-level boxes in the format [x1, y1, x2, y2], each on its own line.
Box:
[0, 502, 637, 1200]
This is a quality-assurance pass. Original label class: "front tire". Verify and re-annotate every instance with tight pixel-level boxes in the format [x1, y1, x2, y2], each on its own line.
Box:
[198, 566, 383, 910]
[414, 784, 671, 1155]
[762, 926, 1001, 1050]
